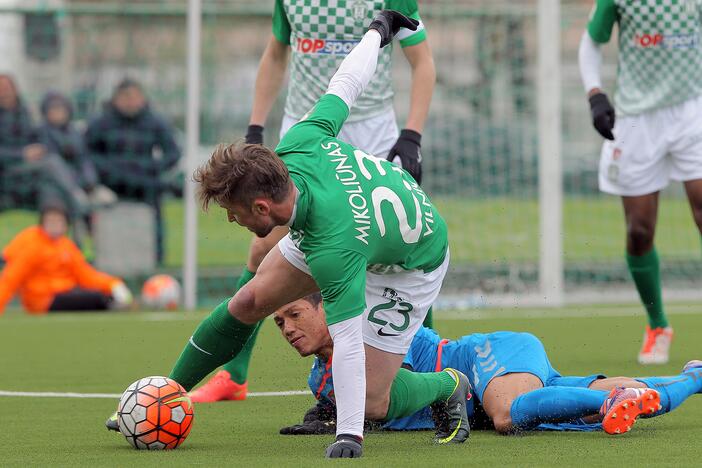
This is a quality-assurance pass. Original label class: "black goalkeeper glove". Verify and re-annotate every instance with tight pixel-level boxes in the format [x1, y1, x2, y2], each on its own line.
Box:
[387, 129, 422, 184]
[280, 403, 337, 435]
[245, 124, 264, 144]
[369, 10, 419, 48]
[588, 93, 615, 140]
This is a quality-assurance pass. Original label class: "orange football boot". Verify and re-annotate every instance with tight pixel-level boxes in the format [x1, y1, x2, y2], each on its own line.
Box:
[600, 387, 662, 435]
[189, 370, 248, 403]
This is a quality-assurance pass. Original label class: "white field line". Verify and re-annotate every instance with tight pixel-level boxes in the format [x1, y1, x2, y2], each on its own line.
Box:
[0, 390, 309, 399]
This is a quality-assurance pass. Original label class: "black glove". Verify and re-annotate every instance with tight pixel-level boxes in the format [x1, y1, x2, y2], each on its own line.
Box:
[325, 434, 363, 458]
[369, 10, 419, 48]
[588, 93, 615, 140]
[280, 419, 336, 435]
[280, 402, 337, 435]
[387, 129, 422, 184]
[245, 124, 264, 144]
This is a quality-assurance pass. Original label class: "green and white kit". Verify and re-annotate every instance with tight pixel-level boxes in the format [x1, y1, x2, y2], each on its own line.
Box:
[589, 0, 702, 195]
[588, 0, 702, 115]
[272, 0, 426, 123]
[275, 93, 448, 352]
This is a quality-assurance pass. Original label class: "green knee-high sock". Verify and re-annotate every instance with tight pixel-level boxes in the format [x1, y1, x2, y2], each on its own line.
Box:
[384, 368, 457, 420]
[169, 298, 256, 391]
[221, 269, 259, 384]
[422, 306, 434, 329]
[627, 247, 668, 329]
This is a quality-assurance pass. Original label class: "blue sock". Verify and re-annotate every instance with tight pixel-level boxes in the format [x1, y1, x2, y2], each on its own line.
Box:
[637, 370, 702, 414]
[510, 387, 608, 430]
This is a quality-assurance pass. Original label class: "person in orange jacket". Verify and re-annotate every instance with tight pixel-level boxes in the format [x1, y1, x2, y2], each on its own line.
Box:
[0, 200, 133, 314]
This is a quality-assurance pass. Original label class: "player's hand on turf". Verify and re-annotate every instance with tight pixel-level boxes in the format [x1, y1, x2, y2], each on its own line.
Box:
[588, 92, 615, 140]
[325, 435, 363, 458]
[280, 402, 337, 435]
[369, 10, 419, 48]
[388, 129, 422, 184]
[245, 124, 264, 144]
[280, 419, 336, 435]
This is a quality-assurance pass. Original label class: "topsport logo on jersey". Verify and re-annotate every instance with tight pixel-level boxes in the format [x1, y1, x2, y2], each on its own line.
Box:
[633, 32, 699, 49]
[296, 37, 359, 55]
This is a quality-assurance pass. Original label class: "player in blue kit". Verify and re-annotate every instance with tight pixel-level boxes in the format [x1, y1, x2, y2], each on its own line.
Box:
[273, 294, 702, 436]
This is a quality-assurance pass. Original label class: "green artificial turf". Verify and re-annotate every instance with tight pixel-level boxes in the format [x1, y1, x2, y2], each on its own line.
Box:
[0, 304, 700, 466]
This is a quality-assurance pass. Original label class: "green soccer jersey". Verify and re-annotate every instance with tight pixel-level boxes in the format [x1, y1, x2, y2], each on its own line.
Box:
[275, 94, 448, 325]
[588, 0, 702, 115]
[272, 0, 427, 122]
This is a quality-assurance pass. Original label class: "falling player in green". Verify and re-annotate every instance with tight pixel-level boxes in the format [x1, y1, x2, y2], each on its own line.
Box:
[579, 0, 702, 364]
[112, 12, 471, 459]
[191, 0, 436, 402]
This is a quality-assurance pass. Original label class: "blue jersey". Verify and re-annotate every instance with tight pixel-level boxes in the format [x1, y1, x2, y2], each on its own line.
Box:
[308, 327, 602, 431]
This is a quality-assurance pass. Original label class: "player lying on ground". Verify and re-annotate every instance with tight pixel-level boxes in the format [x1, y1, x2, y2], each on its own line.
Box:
[108, 11, 470, 459]
[579, 0, 702, 364]
[272, 294, 702, 436]
[192, 0, 437, 404]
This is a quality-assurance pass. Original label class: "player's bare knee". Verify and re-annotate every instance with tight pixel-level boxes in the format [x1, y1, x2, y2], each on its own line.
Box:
[626, 222, 655, 254]
[228, 287, 259, 324]
[492, 414, 515, 435]
[364, 394, 390, 420]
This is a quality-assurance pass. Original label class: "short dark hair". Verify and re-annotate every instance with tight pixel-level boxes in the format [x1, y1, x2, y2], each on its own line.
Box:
[112, 78, 143, 98]
[38, 199, 69, 224]
[194, 142, 291, 210]
[301, 292, 323, 308]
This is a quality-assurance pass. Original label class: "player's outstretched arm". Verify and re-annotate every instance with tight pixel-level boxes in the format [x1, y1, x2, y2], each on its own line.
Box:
[578, 30, 615, 140]
[247, 36, 290, 144]
[326, 11, 418, 110]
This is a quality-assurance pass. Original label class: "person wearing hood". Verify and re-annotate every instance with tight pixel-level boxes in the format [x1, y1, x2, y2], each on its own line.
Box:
[84, 78, 181, 264]
[0, 74, 91, 220]
[36, 91, 116, 207]
[0, 200, 133, 315]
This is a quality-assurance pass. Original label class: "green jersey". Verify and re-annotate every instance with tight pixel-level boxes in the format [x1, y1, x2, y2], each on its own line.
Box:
[275, 94, 448, 325]
[588, 0, 702, 115]
[272, 0, 426, 122]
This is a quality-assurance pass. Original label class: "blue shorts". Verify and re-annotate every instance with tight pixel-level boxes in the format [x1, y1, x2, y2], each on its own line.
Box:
[446, 331, 604, 402]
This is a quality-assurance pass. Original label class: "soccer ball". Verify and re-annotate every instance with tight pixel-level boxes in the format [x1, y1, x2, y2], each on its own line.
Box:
[141, 274, 181, 310]
[117, 376, 194, 450]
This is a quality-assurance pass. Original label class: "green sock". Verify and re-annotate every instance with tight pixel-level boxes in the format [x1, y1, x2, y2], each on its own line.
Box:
[384, 368, 457, 421]
[222, 269, 259, 384]
[626, 247, 668, 329]
[422, 306, 434, 329]
[169, 298, 256, 391]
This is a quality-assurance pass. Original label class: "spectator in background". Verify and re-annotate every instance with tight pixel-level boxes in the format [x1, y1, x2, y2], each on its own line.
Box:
[84, 78, 181, 264]
[36, 91, 117, 208]
[0, 74, 91, 221]
[0, 200, 133, 315]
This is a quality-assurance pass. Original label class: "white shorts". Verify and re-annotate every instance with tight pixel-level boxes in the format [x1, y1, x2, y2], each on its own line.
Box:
[599, 95, 702, 196]
[277, 234, 449, 355]
[280, 108, 399, 159]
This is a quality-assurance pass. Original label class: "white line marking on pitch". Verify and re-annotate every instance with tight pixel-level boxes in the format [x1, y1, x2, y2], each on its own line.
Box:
[0, 390, 309, 399]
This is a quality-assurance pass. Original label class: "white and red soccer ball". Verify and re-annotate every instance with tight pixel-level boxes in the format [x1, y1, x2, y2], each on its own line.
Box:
[117, 376, 194, 450]
[141, 274, 181, 310]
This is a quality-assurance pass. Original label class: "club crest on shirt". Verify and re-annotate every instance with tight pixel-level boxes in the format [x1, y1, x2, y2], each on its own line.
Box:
[351, 0, 369, 26]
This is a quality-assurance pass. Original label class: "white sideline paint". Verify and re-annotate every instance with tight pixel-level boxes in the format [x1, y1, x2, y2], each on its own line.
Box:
[0, 390, 309, 399]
